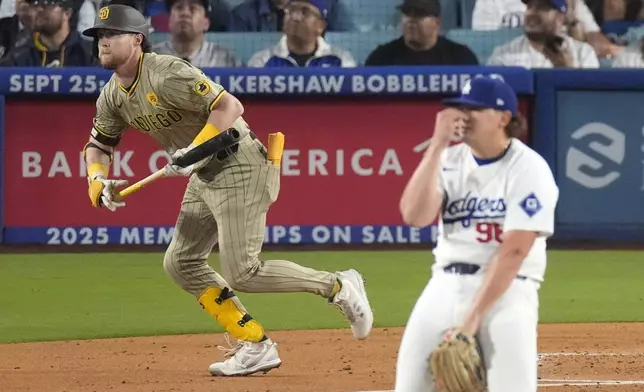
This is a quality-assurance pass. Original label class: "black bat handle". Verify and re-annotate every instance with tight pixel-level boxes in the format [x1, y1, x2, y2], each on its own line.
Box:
[173, 128, 241, 168]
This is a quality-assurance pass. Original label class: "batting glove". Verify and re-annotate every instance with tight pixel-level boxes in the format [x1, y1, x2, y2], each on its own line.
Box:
[164, 144, 211, 177]
[164, 146, 195, 177]
[87, 174, 128, 212]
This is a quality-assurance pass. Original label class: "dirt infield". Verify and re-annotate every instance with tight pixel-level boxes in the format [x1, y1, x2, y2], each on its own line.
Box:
[1, 323, 643, 392]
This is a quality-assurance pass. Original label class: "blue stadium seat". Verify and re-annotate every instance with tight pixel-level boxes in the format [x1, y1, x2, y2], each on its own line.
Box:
[439, 0, 458, 31]
[149, 31, 399, 65]
[619, 25, 644, 46]
[458, 0, 476, 29]
[220, 0, 247, 10]
[325, 30, 399, 64]
[445, 28, 523, 64]
[337, 0, 400, 32]
[598, 57, 614, 68]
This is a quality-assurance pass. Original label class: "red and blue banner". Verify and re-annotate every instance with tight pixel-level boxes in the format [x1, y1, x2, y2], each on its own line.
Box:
[0, 67, 534, 245]
[3, 96, 531, 245]
[9, 67, 644, 244]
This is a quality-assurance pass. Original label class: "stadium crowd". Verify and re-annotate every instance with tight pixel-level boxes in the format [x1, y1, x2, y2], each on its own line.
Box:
[0, 0, 642, 68]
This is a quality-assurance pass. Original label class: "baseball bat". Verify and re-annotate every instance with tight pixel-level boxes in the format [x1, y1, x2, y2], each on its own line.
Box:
[173, 128, 241, 167]
[115, 128, 242, 199]
[117, 169, 167, 199]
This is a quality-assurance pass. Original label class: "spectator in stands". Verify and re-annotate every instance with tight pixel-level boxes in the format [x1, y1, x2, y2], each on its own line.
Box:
[248, 0, 355, 67]
[152, 0, 241, 66]
[73, 0, 98, 36]
[586, 0, 643, 24]
[473, 0, 621, 58]
[229, 0, 341, 31]
[612, 37, 644, 67]
[0, 0, 95, 66]
[1, 0, 97, 38]
[149, 0, 230, 31]
[0, 0, 15, 18]
[364, 0, 479, 66]
[0, 0, 36, 60]
[487, 0, 599, 68]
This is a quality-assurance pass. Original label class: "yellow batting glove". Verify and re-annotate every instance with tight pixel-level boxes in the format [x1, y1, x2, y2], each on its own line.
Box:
[267, 132, 285, 166]
[86, 162, 128, 211]
[88, 178, 106, 208]
[87, 163, 108, 208]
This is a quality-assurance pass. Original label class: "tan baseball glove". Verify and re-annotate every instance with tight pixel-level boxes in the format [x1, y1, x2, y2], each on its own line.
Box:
[428, 329, 487, 392]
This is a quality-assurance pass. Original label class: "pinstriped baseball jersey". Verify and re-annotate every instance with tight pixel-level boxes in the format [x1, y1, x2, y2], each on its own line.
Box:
[486, 35, 599, 68]
[92, 52, 250, 152]
[612, 46, 644, 68]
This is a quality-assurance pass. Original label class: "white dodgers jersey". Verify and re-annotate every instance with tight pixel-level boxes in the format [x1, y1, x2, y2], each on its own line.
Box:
[432, 139, 559, 282]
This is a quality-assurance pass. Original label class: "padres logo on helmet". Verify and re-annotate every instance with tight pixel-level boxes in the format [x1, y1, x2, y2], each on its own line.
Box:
[98, 6, 109, 20]
[82, 4, 150, 38]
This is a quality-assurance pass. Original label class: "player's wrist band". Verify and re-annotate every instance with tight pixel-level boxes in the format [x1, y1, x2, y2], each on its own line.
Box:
[87, 162, 108, 179]
[193, 123, 221, 146]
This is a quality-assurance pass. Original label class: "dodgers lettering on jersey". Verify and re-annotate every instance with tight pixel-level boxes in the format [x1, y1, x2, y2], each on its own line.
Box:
[432, 139, 559, 282]
[442, 192, 507, 227]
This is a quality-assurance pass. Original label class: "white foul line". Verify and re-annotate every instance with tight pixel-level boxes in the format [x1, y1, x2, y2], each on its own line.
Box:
[540, 379, 644, 386]
[356, 352, 644, 391]
[539, 352, 642, 358]
[358, 381, 644, 392]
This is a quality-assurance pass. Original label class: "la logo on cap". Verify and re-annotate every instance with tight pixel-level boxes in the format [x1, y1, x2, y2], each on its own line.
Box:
[462, 80, 472, 95]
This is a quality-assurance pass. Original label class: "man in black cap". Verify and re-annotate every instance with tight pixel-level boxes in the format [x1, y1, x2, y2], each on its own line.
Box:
[364, 0, 478, 66]
[152, 0, 241, 67]
[0, 0, 94, 66]
[81, 3, 372, 378]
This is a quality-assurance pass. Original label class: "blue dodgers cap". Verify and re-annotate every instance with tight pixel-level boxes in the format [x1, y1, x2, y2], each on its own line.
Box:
[289, 0, 329, 18]
[442, 76, 518, 115]
[521, 0, 567, 13]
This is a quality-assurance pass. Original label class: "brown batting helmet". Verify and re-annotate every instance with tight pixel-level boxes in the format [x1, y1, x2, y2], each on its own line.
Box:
[82, 4, 150, 38]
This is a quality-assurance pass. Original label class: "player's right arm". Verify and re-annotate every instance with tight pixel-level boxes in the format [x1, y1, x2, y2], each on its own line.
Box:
[399, 109, 466, 227]
[84, 90, 129, 211]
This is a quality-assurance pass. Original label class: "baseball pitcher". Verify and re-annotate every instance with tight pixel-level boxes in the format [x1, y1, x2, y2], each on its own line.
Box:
[396, 76, 559, 392]
[81, 4, 373, 377]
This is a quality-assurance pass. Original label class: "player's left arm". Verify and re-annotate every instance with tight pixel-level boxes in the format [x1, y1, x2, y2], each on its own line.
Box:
[461, 159, 559, 334]
[160, 60, 243, 147]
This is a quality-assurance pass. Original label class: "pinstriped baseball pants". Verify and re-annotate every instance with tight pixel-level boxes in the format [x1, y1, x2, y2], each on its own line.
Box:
[163, 135, 337, 300]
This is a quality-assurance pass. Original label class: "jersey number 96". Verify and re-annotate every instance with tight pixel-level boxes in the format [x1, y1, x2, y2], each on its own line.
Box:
[476, 223, 503, 243]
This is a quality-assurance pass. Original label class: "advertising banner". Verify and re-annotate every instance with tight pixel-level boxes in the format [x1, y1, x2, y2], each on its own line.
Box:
[0, 67, 534, 96]
[4, 97, 531, 245]
[556, 91, 644, 225]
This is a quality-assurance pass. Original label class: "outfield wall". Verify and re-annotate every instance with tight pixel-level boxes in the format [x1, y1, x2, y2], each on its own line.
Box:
[1, 67, 642, 246]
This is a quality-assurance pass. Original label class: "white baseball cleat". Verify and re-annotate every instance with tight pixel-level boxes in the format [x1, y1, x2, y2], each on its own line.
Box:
[331, 269, 374, 340]
[208, 333, 282, 376]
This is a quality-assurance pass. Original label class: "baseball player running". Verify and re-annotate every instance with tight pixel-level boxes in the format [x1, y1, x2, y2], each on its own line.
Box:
[81, 4, 373, 377]
[396, 76, 559, 392]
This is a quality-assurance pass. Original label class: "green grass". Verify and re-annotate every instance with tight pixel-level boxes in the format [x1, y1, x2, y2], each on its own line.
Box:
[0, 250, 643, 343]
